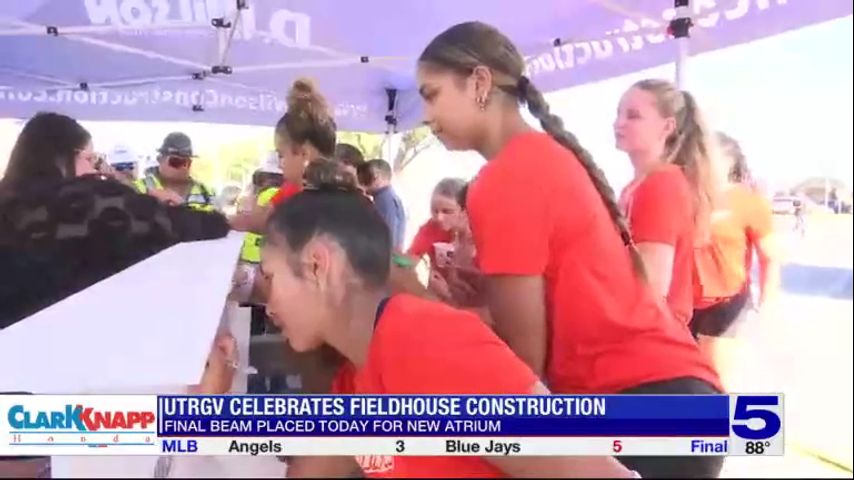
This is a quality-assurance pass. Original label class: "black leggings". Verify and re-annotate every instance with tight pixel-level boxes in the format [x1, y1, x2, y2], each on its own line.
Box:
[616, 377, 725, 479]
[691, 288, 752, 338]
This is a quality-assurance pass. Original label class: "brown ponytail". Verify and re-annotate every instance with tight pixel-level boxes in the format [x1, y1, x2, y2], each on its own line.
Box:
[632, 79, 718, 243]
[519, 80, 646, 277]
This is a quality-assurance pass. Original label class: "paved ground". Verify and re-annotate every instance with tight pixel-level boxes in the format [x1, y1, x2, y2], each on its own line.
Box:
[720, 214, 853, 478]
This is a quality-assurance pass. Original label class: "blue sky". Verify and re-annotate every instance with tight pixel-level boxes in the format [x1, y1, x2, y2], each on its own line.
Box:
[549, 16, 853, 191]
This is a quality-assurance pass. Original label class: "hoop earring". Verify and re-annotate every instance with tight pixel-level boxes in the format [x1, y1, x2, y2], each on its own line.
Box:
[476, 95, 488, 111]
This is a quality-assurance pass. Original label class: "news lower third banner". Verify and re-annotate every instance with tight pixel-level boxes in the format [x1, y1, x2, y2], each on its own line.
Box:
[1, 394, 783, 457]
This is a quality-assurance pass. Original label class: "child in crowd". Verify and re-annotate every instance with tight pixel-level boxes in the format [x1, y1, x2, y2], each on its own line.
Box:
[229, 78, 336, 233]
[334, 143, 366, 188]
[407, 178, 464, 299]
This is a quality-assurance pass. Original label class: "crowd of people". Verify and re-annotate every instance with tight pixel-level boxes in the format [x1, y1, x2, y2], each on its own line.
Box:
[0, 20, 782, 479]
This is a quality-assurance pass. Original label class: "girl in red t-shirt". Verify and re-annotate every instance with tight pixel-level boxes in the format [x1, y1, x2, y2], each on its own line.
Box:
[407, 178, 465, 264]
[407, 177, 479, 302]
[260, 180, 632, 478]
[417, 22, 721, 478]
[614, 79, 718, 326]
[228, 78, 337, 233]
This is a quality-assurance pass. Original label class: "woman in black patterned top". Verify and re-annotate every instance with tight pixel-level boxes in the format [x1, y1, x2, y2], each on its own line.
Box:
[1, 112, 229, 328]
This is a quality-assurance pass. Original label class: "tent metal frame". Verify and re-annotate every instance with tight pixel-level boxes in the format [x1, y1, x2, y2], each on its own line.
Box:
[0, 0, 694, 130]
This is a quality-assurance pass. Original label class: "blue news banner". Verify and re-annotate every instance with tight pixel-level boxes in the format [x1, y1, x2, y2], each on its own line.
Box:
[155, 394, 784, 457]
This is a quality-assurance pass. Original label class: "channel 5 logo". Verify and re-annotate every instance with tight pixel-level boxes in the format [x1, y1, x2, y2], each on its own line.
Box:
[730, 395, 783, 440]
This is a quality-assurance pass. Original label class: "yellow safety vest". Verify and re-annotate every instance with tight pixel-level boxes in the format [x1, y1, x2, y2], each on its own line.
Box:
[240, 187, 280, 263]
[134, 174, 215, 212]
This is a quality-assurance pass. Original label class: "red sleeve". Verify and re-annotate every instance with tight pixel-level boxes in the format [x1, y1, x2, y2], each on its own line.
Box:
[270, 183, 301, 206]
[628, 169, 690, 245]
[379, 300, 537, 394]
[745, 191, 774, 244]
[406, 222, 436, 259]
[330, 362, 357, 394]
[468, 164, 549, 276]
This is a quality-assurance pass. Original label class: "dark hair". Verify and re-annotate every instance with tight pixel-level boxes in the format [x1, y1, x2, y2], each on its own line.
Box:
[266, 179, 390, 288]
[419, 21, 645, 276]
[368, 159, 392, 177]
[357, 159, 392, 187]
[632, 79, 716, 241]
[433, 177, 467, 202]
[457, 183, 469, 211]
[275, 79, 337, 157]
[303, 157, 359, 190]
[716, 132, 749, 184]
[334, 143, 365, 169]
[1, 112, 92, 194]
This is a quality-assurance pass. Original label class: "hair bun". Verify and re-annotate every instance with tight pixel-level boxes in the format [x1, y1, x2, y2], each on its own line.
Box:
[310, 180, 360, 194]
[288, 78, 317, 102]
[286, 78, 330, 119]
[303, 158, 360, 194]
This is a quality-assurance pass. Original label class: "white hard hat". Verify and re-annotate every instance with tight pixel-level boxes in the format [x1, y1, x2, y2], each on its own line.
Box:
[108, 144, 137, 166]
[258, 151, 282, 174]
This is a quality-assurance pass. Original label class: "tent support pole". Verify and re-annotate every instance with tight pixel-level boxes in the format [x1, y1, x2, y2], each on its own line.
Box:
[670, 0, 693, 89]
[215, 0, 244, 68]
[0, 22, 208, 36]
[676, 36, 689, 88]
[384, 88, 399, 162]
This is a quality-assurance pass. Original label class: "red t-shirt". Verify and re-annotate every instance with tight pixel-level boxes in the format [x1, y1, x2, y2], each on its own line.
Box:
[621, 165, 695, 325]
[406, 220, 452, 266]
[332, 294, 537, 478]
[269, 182, 302, 206]
[467, 132, 719, 394]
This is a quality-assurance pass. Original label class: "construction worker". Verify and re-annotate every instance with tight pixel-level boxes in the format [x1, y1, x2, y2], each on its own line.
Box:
[231, 152, 284, 303]
[135, 132, 215, 211]
[240, 152, 284, 265]
[106, 143, 139, 186]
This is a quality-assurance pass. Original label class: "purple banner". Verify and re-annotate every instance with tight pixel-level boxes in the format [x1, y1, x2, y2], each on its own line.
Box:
[0, 0, 850, 131]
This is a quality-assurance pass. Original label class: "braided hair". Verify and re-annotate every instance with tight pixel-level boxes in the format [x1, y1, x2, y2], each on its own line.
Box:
[419, 21, 645, 276]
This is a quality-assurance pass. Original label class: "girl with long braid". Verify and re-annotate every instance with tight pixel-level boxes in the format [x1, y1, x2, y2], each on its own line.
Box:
[416, 22, 722, 478]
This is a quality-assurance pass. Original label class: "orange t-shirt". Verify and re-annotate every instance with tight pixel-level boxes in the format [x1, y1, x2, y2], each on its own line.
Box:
[332, 294, 537, 478]
[406, 219, 452, 266]
[467, 132, 719, 394]
[621, 165, 695, 325]
[694, 184, 773, 308]
[269, 182, 302, 206]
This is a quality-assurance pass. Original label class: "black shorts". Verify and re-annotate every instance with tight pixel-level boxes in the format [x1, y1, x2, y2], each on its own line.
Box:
[690, 288, 752, 338]
[617, 377, 725, 479]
